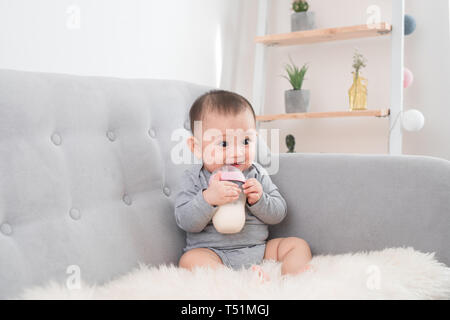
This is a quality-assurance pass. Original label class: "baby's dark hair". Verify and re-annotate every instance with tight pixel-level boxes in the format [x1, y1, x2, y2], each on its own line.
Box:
[189, 90, 256, 134]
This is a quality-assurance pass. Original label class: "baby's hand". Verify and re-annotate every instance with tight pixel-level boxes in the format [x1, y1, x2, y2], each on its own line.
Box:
[203, 171, 241, 206]
[243, 178, 263, 205]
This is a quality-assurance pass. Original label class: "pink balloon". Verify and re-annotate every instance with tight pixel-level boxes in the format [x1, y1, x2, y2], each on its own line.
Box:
[404, 68, 414, 88]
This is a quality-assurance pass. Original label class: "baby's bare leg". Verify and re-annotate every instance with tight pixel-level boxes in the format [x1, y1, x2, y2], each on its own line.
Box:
[278, 237, 312, 276]
[178, 248, 224, 271]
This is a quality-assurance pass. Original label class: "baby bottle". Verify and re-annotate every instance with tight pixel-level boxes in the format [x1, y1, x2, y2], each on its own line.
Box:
[208, 165, 247, 234]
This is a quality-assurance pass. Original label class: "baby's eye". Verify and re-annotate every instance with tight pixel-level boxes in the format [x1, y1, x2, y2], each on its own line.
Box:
[243, 138, 251, 145]
[220, 141, 228, 148]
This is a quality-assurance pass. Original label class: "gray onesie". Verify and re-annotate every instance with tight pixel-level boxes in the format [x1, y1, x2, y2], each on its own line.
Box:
[174, 162, 287, 270]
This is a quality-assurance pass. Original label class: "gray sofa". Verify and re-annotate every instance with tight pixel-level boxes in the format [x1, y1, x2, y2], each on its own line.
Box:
[0, 69, 449, 299]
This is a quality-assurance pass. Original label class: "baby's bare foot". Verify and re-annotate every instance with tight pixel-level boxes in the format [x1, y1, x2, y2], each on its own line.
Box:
[251, 264, 270, 283]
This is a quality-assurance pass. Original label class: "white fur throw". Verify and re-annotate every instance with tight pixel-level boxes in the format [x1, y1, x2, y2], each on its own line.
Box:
[19, 247, 450, 300]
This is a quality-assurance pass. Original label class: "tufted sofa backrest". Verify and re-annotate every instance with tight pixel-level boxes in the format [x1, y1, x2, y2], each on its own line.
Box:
[0, 69, 270, 299]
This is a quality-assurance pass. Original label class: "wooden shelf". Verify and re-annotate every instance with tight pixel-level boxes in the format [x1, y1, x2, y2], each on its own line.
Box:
[256, 109, 390, 122]
[255, 23, 392, 46]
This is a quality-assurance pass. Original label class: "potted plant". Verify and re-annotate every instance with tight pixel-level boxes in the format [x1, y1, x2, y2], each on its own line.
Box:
[282, 56, 310, 113]
[291, 0, 315, 31]
[348, 49, 368, 111]
[286, 134, 296, 153]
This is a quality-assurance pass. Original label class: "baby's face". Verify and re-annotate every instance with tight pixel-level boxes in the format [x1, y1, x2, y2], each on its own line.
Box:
[189, 109, 257, 173]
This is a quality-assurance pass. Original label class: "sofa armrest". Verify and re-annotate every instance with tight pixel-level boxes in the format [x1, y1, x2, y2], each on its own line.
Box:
[267, 153, 450, 266]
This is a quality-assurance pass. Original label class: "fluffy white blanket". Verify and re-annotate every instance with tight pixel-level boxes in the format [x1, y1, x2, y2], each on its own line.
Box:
[20, 247, 450, 300]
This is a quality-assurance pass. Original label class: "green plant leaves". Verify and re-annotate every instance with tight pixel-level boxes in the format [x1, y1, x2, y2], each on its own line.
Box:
[282, 56, 309, 90]
[352, 49, 367, 76]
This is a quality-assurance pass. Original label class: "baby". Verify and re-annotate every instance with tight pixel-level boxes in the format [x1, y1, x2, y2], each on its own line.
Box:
[175, 90, 312, 280]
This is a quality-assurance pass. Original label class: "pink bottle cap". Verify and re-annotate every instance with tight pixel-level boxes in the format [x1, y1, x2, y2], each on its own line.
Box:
[208, 165, 246, 184]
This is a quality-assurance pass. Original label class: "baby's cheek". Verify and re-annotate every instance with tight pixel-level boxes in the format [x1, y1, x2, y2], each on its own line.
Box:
[247, 144, 256, 162]
[203, 146, 224, 166]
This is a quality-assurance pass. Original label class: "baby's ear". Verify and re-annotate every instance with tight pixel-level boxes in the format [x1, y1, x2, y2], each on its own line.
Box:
[186, 135, 194, 151]
[187, 135, 202, 160]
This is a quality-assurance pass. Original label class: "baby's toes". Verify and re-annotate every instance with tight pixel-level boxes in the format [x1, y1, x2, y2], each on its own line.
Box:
[251, 264, 270, 283]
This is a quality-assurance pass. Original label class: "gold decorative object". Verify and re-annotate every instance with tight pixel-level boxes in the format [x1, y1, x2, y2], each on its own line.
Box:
[348, 49, 368, 111]
[349, 72, 368, 111]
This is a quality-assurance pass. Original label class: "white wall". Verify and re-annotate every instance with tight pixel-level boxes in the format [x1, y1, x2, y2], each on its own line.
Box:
[1, 0, 449, 161]
[0, 0, 246, 89]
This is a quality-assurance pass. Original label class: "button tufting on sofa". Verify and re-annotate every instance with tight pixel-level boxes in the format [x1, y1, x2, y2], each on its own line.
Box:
[51, 133, 62, 146]
[122, 194, 132, 206]
[106, 131, 116, 142]
[163, 186, 171, 196]
[0, 223, 13, 236]
[69, 208, 81, 220]
[148, 128, 156, 138]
